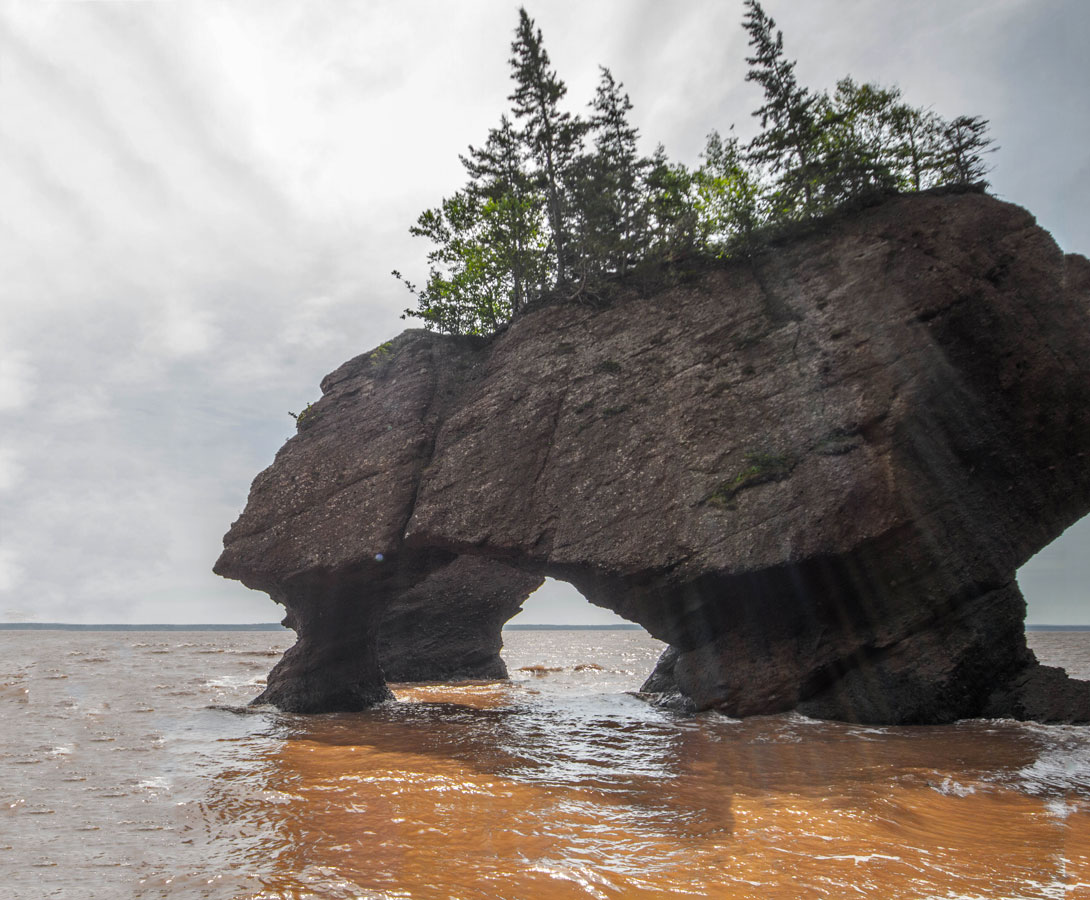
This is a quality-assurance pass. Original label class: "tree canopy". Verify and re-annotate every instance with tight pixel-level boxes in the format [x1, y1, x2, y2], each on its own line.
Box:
[396, 1, 997, 335]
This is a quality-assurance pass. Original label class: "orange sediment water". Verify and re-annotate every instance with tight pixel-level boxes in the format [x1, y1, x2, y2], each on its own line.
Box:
[189, 704, 1090, 899]
[1, 630, 1088, 899]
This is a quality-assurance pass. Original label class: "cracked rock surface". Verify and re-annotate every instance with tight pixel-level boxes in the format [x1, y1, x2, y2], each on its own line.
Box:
[216, 191, 1090, 722]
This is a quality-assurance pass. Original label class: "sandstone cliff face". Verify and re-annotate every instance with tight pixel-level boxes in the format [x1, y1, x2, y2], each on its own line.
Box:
[215, 191, 1090, 723]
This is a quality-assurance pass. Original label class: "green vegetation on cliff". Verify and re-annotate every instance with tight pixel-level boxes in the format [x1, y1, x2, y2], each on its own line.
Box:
[396, 0, 995, 335]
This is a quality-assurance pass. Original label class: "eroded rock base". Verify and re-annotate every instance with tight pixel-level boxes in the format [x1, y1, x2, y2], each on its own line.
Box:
[252, 578, 393, 713]
[641, 581, 1090, 724]
[253, 557, 542, 712]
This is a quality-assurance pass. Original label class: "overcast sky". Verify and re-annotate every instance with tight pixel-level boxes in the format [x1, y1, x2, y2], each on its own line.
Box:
[1, 0, 1088, 626]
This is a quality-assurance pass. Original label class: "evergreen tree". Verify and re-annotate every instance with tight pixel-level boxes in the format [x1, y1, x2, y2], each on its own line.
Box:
[461, 116, 550, 314]
[564, 152, 610, 290]
[817, 78, 901, 202]
[577, 67, 648, 279]
[742, 0, 821, 217]
[644, 145, 698, 261]
[509, 7, 585, 288]
[396, 2, 1005, 337]
[939, 114, 996, 186]
[887, 102, 945, 192]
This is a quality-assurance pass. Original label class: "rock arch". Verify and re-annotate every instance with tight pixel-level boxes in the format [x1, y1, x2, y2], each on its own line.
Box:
[250, 556, 542, 712]
[216, 192, 1090, 723]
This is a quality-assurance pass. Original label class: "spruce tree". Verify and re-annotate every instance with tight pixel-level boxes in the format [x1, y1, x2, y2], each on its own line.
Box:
[888, 102, 945, 192]
[509, 7, 585, 288]
[581, 67, 648, 278]
[644, 145, 698, 261]
[940, 115, 996, 186]
[742, 0, 821, 216]
[396, 1, 1005, 336]
[818, 78, 901, 202]
[461, 116, 549, 314]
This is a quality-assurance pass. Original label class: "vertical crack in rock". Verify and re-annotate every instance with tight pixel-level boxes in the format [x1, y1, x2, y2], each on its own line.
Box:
[524, 392, 568, 559]
[395, 339, 446, 551]
[217, 192, 1090, 723]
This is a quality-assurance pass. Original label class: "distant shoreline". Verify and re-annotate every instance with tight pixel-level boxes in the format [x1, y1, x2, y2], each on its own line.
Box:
[1025, 624, 1090, 631]
[0, 622, 647, 632]
[503, 623, 644, 631]
[0, 622, 1085, 632]
[0, 623, 289, 631]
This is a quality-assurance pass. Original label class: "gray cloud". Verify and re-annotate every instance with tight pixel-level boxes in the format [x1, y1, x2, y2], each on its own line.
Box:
[1, 0, 1087, 624]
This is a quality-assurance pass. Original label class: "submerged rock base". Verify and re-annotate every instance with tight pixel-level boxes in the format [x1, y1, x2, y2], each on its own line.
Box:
[218, 192, 1090, 723]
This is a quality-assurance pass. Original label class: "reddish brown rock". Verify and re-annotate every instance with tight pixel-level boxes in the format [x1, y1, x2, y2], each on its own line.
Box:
[216, 190, 1090, 722]
[376, 557, 541, 683]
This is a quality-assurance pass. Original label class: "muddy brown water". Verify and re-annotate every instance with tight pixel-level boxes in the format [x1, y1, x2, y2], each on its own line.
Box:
[1, 629, 1088, 899]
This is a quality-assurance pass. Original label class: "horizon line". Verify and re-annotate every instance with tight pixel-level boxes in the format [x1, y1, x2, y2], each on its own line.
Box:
[0, 622, 1087, 631]
[0, 621, 644, 630]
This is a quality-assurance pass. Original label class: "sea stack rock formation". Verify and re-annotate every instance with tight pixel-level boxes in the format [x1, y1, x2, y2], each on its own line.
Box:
[215, 190, 1090, 724]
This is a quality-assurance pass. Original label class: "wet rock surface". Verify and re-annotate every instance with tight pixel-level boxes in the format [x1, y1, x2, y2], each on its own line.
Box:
[216, 191, 1090, 722]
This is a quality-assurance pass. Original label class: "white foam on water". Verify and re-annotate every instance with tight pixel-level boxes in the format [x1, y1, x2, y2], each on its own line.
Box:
[1015, 744, 1090, 795]
[1045, 798, 1078, 820]
[931, 776, 977, 797]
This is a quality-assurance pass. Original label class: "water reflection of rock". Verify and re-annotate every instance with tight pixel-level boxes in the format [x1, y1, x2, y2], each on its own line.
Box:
[190, 692, 1089, 899]
[203, 697, 703, 898]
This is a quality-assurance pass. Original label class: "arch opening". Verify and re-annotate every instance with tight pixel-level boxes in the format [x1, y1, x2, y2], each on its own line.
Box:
[1018, 515, 1090, 628]
[500, 577, 664, 694]
[505, 578, 635, 628]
